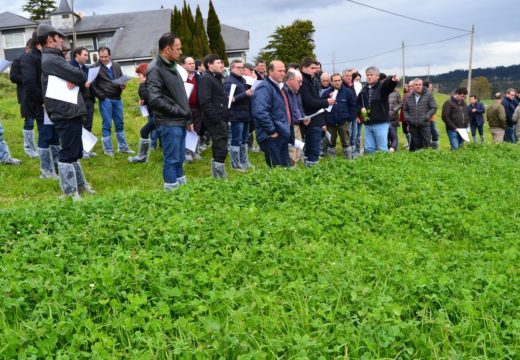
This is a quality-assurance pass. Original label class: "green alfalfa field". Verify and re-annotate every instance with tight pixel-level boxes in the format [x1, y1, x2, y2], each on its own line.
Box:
[1, 74, 519, 358]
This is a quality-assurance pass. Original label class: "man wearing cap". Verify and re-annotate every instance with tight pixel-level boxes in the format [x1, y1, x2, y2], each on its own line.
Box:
[91, 46, 134, 156]
[38, 23, 94, 199]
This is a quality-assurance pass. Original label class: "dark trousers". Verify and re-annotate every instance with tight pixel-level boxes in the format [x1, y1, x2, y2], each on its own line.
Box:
[409, 125, 431, 151]
[304, 126, 323, 162]
[259, 136, 290, 168]
[140, 115, 156, 138]
[202, 117, 228, 163]
[53, 117, 83, 163]
[388, 124, 399, 150]
[83, 100, 94, 132]
[191, 107, 203, 134]
[36, 117, 60, 148]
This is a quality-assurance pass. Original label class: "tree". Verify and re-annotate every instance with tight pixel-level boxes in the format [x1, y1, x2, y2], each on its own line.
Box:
[192, 5, 210, 59]
[22, 0, 57, 20]
[170, 6, 182, 35]
[206, 0, 228, 65]
[178, 1, 193, 56]
[460, 76, 492, 100]
[259, 19, 316, 64]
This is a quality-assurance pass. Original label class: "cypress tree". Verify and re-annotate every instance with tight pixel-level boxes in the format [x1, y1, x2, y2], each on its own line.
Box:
[192, 5, 210, 58]
[186, 4, 196, 35]
[206, 0, 228, 65]
[171, 6, 182, 35]
[22, 0, 57, 20]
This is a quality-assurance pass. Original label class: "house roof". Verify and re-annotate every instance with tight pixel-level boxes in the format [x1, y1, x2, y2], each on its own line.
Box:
[0, 12, 36, 30]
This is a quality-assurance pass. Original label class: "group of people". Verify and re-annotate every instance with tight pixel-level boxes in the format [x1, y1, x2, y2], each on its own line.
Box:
[2, 28, 520, 197]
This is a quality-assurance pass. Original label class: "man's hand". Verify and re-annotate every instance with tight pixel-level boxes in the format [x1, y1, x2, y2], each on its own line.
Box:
[245, 89, 253, 96]
[66, 81, 75, 90]
[270, 132, 279, 138]
[85, 82, 91, 88]
[472, 108, 476, 113]
[303, 116, 311, 126]
[139, 99, 144, 106]
[186, 124, 194, 132]
[120, 84, 126, 90]
[327, 98, 336, 106]
[391, 75, 401, 82]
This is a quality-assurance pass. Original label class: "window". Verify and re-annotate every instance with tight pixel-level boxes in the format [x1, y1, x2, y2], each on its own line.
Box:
[3, 32, 25, 49]
[96, 35, 112, 49]
[62, 14, 69, 19]
[75, 37, 94, 51]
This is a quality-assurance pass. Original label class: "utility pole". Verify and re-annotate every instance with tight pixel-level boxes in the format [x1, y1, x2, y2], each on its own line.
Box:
[401, 41, 405, 89]
[427, 64, 430, 82]
[466, 24, 475, 100]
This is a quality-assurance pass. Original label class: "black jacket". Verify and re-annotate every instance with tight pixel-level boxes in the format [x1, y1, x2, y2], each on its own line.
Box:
[69, 58, 95, 103]
[300, 72, 328, 127]
[198, 71, 229, 124]
[9, 56, 23, 104]
[41, 47, 87, 120]
[91, 61, 124, 100]
[357, 78, 398, 124]
[146, 56, 191, 127]
[20, 47, 43, 119]
[441, 96, 469, 130]
[224, 72, 252, 122]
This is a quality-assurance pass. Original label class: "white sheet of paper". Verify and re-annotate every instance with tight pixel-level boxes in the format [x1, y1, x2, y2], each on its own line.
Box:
[325, 131, 332, 143]
[184, 82, 194, 98]
[308, 108, 325, 119]
[242, 75, 255, 86]
[46, 75, 79, 104]
[456, 128, 470, 142]
[228, 83, 237, 109]
[0, 59, 12, 72]
[111, 75, 132, 85]
[185, 130, 199, 152]
[294, 139, 305, 150]
[140, 105, 149, 117]
[82, 128, 98, 152]
[43, 110, 53, 125]
[326, 90, 339, 112]
[87, 66, 100, 83]
[177, 64, 188, 82]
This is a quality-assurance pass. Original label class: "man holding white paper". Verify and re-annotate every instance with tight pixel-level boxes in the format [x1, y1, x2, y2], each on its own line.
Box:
[224, 60, 254, 171]
[284, 69, 306, 166]
[146, 33, 193, 191]
[91, 47, 134, 156]
[182, 56, 203, 161]
[39, 23, 94, 199]
[441, 87, 470, 150]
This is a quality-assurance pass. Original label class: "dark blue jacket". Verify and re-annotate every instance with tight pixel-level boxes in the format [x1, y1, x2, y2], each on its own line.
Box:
[224, 72, 252, 122]
[252, 78, 291, 144]
[69, 58, 95, 103]
[321, 86, 357, 126]
[300, 72, 327, 127]
[20, 47, 43, 119]
[468, 101, 485, 127]
[357, 78, 398, 124]
[285, 86, 305, 124]
[502, 97, 517, 126]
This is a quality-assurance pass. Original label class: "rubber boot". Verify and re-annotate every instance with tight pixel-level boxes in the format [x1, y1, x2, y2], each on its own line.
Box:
[342, 146, 352, 159]
[49, 144, 60, 175]
[230, 145, 244, 171]
[23, 129, 39, 158]
[116, 131, 135, 154]
[405, 133, 412, 148]
[304, 160, 319, 168]
[472, 135, 477, 143]
[177, 176, 187, 185]
[128, 138, 151, 163]
[37, 147, 58, 179]
[480, 135, 484, 144]
[431, 140, 439, 149]
[164, 182, 180, 192]
[102, 136, 114, 156]
[58, 162, 81, 201]
[0, 140, 22, 165]
[73, 161, 95, 194]
[327, 146, 337, 158]
[240, 144, 253, 169]
[211, 160, 227, 179]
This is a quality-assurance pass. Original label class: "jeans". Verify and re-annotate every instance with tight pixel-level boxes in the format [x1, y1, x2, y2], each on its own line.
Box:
[158, 125, 186, 184]
[99, 98, 124, 137]
[24, 117, 35, 131]
[447, 129, 465, 150]
[349, 120, 358, 147]
[230, 121, 249, 147]
[35, 117, 60, 149]
[304, 126, 323, 162]
[504, 125, 516, 143]
[259, 136, 290, 167]
[364, 122, 389, 154]
[430, 121, 439, 142]
[52, 117, 83, 163]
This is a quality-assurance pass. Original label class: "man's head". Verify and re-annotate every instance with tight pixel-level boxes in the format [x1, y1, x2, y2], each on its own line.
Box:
[158, 33, 182, 62]
[181, 56, 196, 74]
[365, 66, 380, 86]
[255, 60, 266, 74]
[301, 56, 318, 77]
[331, 73, 343, 90]
[37, 24, 64, 49]
[285, 69, 303, 92]
[469, 94, 478, 105]
[454, 87, 468, 102]
[494, 92, 503, 102]
[412, 78, 423, 95]
[505, 88, 517, 100]
[288, 63, 300, 71]
[73, 46, 89, 65]
[320, 72, 331, 88]
[203, 54, 222, 74]
[423, 80, 433, 92]
[230, 59, 244, 76]
[268, 60, 286, 83]
[342, 69, 354, 86]
[98, 46, 112, 65]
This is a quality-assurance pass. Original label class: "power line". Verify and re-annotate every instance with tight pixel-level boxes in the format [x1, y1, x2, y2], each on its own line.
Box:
[407, 33, 470, 48]
[346, 0, 471, 33]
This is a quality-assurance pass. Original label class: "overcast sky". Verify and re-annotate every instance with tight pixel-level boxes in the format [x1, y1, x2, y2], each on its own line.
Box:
[6, 0, 519, 76]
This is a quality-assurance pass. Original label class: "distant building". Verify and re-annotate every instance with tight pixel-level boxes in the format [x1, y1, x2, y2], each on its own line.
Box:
[0, 0, 249, 75]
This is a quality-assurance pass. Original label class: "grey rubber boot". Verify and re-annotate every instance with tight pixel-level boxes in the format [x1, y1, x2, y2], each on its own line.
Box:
[240, 144, 253, 169]
[327, 147, 337, 158]
[37, 147, 58, 179]
[164, 182, 180, 192]
[211, 160, 227, 179]
[304, 160, 319, 168]
[177, 176, 187, 185]
[116, 131, 135, 154]
[102, 136, 114, 156]
[73, 161, 95, 194]
[230, 145, 244, 170]
[472, 135, 477, 143]
[0, 140, 22, 165]
[405, 133, 412, 148]
[480, 135, 484, 144]
[342, 146, 352, 159]
[23, 130, 39, 158]
[58, 162, 81, 201]
[49, 144, 60, 174]
[431, 140, 439, 149]
[128, 138, 151, 163]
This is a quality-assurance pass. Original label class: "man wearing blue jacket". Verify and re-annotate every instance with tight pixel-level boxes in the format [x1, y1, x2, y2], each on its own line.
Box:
[468, 95, 486, 144]
[252, 60, 292, 167]
[501, 89, 517, 143]
[322, 73, 357, 158]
